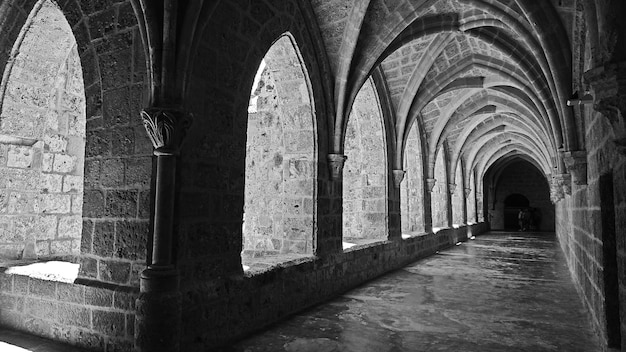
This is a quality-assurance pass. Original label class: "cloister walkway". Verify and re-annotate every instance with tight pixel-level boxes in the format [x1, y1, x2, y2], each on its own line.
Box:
[0, 232, 602, 351]
[224, 232, 600, 352]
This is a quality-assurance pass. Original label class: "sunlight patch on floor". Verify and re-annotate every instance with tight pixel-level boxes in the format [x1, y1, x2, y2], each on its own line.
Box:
[5, 261, 79, 283]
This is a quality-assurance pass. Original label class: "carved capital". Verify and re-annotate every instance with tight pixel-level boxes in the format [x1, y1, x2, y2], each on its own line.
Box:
[561, 150, 588, 185]
[585, 61, 626, 156]
[426, 178, 436, 192]
[327, 154, 347, 181]
[141, 107, 193, 155]
[464, 188, 471, 198]
[448, 183, 456, 195]
[392, 169, 405, 188]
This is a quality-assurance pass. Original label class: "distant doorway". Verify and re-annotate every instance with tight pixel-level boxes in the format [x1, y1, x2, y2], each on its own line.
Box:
[504, 194, 529, 229]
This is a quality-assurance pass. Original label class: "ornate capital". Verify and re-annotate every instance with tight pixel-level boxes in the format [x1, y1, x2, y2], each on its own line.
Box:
[561, 150, 587, 185]
[141, 107, 193, 155]
[426, 178, 436, 192]
[392, 169, 405, 188]
[585, 61, 626, 156]
[464, 188, 472, 198]
[327, 154, 347, 181]
[448, 183, 456, 195]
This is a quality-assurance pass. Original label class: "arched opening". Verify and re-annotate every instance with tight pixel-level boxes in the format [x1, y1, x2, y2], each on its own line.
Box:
[503, 193, 530, 229]
[491, 160, 553, 231]
[401, 123, 425, 236]
[0, 0, 85, 260]
[343, 78, 387, 248]
[431, 147, 448, 230]
[242, 34, 316, 270]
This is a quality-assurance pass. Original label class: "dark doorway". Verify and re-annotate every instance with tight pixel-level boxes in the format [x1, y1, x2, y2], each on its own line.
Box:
[504, 193, 529, 229]
[600, 173, 621, 348]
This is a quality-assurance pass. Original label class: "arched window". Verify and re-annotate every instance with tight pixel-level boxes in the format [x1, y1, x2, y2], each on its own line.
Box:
[242, 34, 316, 271]
[343, 78, 387, 249]
[0, 0, 85, 260]
[401, 123, 425, 235]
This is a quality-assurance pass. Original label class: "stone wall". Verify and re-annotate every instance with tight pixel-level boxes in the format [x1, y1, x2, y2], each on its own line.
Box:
[0, 1, 85, 259]
[490, 160, 554, 231]
[0, 272, 137, 351]
[556, 103, 626, 349]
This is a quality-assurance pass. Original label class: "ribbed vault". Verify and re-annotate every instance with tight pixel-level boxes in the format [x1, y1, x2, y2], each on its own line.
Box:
[310, 0, 579, 218]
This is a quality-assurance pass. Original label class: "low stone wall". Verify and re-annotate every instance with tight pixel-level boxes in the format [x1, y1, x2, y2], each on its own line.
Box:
[0, 272, 137, 351]
[180, 222, 490, 350]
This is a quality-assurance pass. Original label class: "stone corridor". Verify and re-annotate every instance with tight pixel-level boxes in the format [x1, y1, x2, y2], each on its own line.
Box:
[224, 232, 599, 352]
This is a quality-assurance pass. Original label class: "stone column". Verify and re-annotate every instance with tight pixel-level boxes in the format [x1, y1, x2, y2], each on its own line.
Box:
[585, 61, 626, 157]
[424, 178, 436, 232]
[319, 153, 347, 254]
[447, 183, 456, 227]
[135, 107, 192, 352]
[390, 169, 405, 240]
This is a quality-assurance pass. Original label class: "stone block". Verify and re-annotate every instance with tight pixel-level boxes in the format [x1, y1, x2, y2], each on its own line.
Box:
[56, 303, 91, 329]
[105, 190, 137, 218]
[85, 286, 114, 307]
[51, 240, 75, 255]
[56, 282, 84, 304]
[124, 157, 151, 187]
[53, 153, 76, 173]
[44, 135, 68, 153]
[98, 259, 131, 284]
[93, 221, 115, 257]
[83, 190, 105, 217]
[7, 145, 34, 168]
[36, 216, 57, 240]
[79, 257, 98, 279]
[63, 175, 83, 192]
[100, 158, 124, 187]
[42, 173, 63, 193]
[28, 279, 57, 299]
[40, 193, 72, 213]
[71, 194, 83, 214]
[115, 220, 147, 260]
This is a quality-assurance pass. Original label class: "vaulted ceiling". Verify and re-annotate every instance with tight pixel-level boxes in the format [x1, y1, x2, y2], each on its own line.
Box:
[310, 0, 580, 187]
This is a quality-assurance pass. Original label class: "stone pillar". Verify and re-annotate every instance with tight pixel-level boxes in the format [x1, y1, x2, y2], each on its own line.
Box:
[585, 61, 626, 157]
[562, 150, 588, 185]
[447, 183, 456, 227]
[389, 169, 405, 240]
[424, 178, 436, 232]
[320, 153, 347, 254]
[135, 107, 192, 352]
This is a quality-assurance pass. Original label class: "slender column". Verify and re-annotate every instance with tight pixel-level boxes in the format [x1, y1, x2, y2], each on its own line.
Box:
[135, 107, 192, 352]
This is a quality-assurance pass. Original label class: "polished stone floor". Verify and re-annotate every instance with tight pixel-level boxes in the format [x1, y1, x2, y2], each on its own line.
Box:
[223, 232, 601, 352]
[0, 232, 601, 352]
